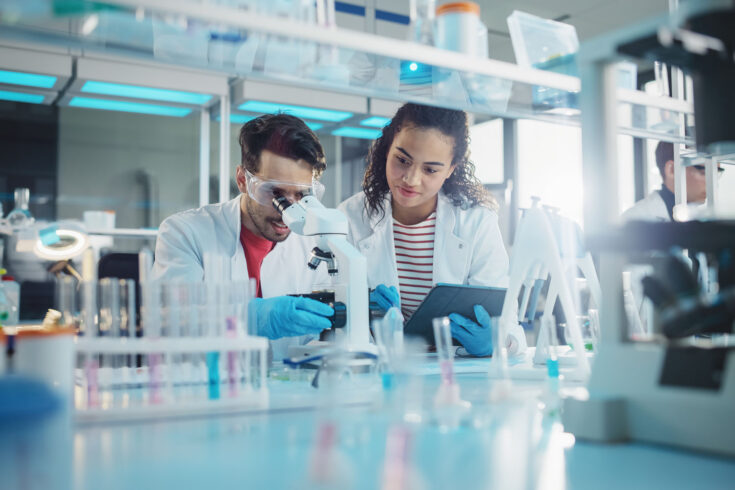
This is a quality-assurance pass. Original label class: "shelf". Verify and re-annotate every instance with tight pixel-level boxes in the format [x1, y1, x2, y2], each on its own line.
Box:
[87, 227, 158, 238]
[0, 0, 693, 143]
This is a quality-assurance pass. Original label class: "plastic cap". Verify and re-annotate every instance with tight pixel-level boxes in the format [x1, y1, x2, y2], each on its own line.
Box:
[436, 2, 480, 16]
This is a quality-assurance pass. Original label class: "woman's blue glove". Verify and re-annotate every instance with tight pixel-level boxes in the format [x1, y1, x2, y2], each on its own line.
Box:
[251, 296, 334, 340]
[370, 284, 400, 311]
[448, 304, 493, 357]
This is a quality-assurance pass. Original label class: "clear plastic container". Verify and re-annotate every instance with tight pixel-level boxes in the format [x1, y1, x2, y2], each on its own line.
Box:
[7, 188, 34, 228]
[508, 10, 638, 111]
[0, 276, 20, 325]
[435, 1, 487, 58]
[507, 10, 579, 111]
[507, 10, 579, 69]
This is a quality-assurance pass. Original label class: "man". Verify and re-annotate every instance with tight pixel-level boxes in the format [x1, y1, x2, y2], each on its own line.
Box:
[622, 141, 721, 221]
[152, 114, 333, 359]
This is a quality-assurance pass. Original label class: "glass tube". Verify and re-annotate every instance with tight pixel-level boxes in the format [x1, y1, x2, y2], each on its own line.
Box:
[432, 316, 454, 386]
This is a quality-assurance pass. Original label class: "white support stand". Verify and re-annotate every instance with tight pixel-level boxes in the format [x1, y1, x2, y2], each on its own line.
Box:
[218, 94, 231, 203]
[199, 107, 210, 207]
[500, 205, 590, 380]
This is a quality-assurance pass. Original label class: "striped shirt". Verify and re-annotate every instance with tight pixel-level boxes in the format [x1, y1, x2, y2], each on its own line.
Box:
[393, 213, 436, 318]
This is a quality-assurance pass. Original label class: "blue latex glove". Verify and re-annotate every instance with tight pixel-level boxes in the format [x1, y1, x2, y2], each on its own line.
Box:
[370, 284, 400, 311]
[251, 296, 334, 340]
[448, 304, 493, 357]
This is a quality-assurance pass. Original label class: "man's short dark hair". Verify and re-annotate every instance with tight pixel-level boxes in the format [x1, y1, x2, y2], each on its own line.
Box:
[239, 113, 326, 178]
[655, 141, 674, 178]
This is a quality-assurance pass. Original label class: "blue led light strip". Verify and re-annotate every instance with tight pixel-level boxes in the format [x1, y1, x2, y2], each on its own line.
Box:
[360, 116, 391, 128]
[81, 81, 212, 105]
[331, 127, 382, 139]
[238, 100, 352, 122]
[0, 69, 56, 89]
[0, 90, 45, 104]
[69, 97, 192, 117]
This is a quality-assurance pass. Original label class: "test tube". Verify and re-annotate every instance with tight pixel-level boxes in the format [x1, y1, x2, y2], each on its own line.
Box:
[164, 283, 181, 391]
[120, 279, 136, 388]
[387, 307, 404, 357]
[99, 278, 121, 403]
[56, 276, 76, 327]
[226, 316, 238, 397]
[81, 250, 98, 407]
[380, 425, 414, 490]
[142, 280, 162, 404]
[432, 317, 455, 387]
[541, 315, 561, 418]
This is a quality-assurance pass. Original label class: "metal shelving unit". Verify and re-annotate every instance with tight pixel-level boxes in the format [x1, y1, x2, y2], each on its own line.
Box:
[0, 0, 697, 227]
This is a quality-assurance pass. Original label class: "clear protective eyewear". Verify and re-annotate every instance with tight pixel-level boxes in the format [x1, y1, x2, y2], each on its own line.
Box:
[245, 169, 325, 207]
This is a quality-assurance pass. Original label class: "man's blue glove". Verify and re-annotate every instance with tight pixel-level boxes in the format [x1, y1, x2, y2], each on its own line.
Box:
[250, 296, 334, 340]
[448, 304, 493, 357]
[370, 284, 400, 311]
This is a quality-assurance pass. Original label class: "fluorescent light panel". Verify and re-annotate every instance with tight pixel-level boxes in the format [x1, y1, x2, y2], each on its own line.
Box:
[331, 127, 382, 140]
[0, 69, 56, 89]
[228, 114, 255, 124]
[81, 80, 212, 105]
[0, 89, 45, 104]
[360, 116, 390, 128]
[238, 100, 352, 122]
[227, 113, 323, 131]
[69, 97, 192, 117]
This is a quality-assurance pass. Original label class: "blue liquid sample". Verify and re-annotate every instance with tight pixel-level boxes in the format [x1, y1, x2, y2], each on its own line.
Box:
[206, 352, 220, 400]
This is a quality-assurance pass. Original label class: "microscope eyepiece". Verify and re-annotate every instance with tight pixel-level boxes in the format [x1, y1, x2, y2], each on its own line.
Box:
[272, 196, 291, 215]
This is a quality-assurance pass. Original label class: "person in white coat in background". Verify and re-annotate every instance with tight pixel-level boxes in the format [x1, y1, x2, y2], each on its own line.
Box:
[338, 103, 526, 357]
[622, 141, 720, 221]
[152, 114, 333, 360]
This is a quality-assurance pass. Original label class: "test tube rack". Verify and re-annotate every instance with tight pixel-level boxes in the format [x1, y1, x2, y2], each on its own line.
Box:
[74, 335, 269, 423]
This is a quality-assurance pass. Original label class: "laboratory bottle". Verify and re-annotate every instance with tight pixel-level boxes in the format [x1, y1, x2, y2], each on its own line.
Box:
[7, 188, 35, 228]
[409, 0, 436, 45]
[0, 275, 20, 325]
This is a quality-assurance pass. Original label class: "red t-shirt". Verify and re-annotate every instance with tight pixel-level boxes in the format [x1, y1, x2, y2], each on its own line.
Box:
[240, 224, 276, 297]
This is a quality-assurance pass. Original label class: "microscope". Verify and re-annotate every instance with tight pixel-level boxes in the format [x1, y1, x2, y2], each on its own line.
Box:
[562, 0, 735, 457]
[272, 195, 377, 358]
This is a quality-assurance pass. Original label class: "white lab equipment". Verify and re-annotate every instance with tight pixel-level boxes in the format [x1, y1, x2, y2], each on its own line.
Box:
[274, 194, 376, 357]
[531, 208, 601, 368]
[565, 1, 735, 457]
[435, 1, 488, 58]
[14, 326, 76, 402]
[498, 201, 590, 380]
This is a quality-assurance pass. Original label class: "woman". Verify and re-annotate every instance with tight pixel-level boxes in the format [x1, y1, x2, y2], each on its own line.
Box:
[338, 103, 526, 356]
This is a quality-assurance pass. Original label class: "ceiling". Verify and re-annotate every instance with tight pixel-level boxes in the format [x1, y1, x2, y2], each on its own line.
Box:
[467, 0, 672, 63]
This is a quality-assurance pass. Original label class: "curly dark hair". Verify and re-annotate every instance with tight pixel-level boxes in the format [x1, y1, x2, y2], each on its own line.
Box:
[239, 113, 326, 177]
[362, 103, 495, 220]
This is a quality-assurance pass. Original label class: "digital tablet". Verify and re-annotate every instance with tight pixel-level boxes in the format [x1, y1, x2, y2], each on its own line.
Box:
[403, 283, 507, 345]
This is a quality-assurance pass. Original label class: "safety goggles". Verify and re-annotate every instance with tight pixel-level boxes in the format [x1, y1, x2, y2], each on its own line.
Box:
[245, 169, 325, 207]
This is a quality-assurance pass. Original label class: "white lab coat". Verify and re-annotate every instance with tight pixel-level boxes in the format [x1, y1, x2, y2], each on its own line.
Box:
[338, 191, 526, 351]
[621, 191, 671, 222]
[152, 195, 328, 360]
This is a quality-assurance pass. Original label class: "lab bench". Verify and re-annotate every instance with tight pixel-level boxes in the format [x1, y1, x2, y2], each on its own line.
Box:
[4, 361, 735, 490]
